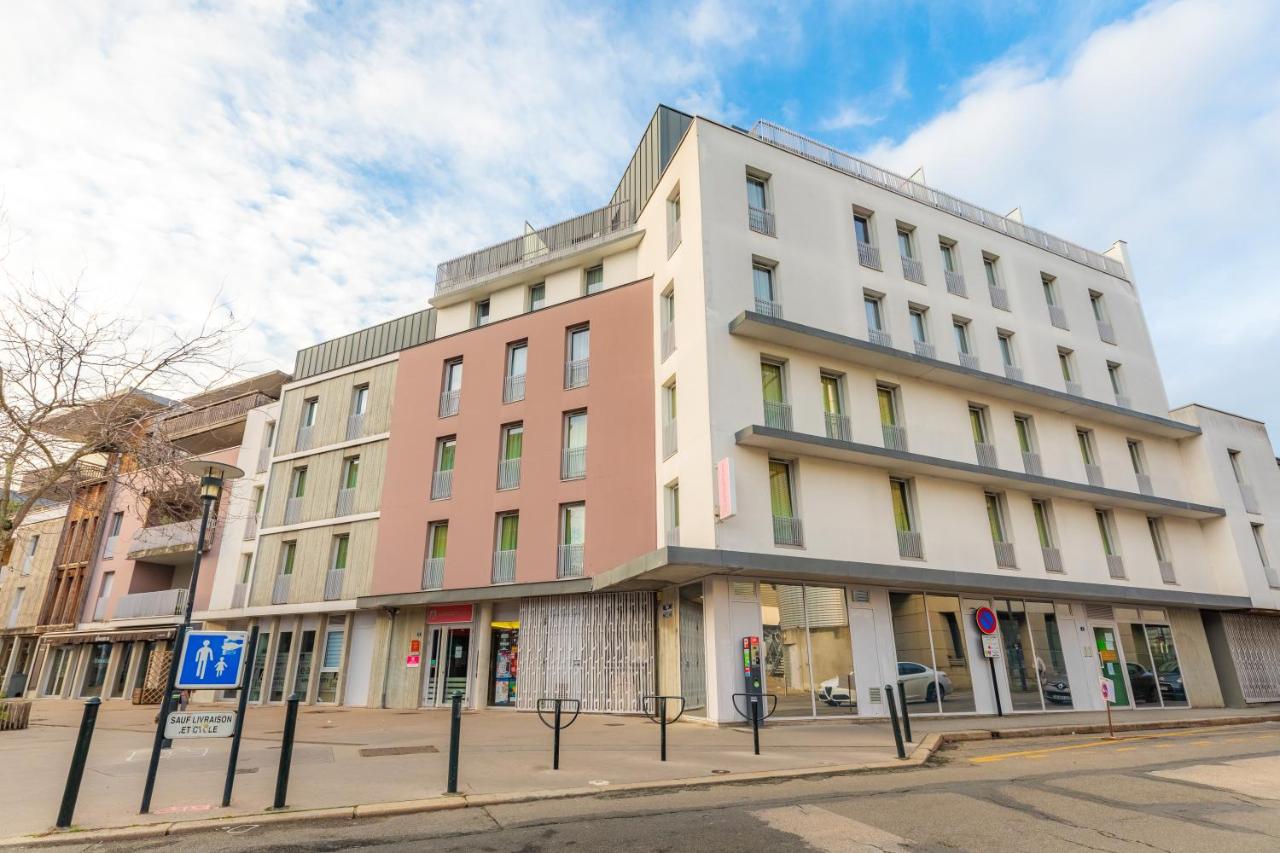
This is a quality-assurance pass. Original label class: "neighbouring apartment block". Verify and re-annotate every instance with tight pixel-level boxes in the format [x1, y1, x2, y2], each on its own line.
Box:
[16, 106, 1280, 720]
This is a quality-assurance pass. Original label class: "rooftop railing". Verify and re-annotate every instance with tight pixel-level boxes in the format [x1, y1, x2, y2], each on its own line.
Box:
[749, 120, 1128, 281]
[161, 391, 275, 438]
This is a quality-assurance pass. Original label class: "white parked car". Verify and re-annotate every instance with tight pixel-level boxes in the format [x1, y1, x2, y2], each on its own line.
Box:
[818, 662, 953, 706]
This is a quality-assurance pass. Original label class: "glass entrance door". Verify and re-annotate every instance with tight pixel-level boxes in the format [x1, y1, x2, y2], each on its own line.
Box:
[423, 626, 471, 706]
[1094, 626, 1130, 707]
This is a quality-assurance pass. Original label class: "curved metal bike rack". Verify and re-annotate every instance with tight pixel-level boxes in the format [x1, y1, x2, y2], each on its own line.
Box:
[641, 695, 687, 762]
[536, 697, 581, 769]
[731, 692, 778, 755]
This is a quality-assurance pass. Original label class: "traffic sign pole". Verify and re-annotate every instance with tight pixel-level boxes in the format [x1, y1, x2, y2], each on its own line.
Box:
[973, 606, 1004, 718]
[222, 626, 259, 807]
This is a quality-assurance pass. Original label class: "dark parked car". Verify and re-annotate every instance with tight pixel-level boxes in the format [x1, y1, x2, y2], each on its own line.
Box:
[1128, 662, 1159, 702]
[1158, 662, 1185, 701]
[1042, 678, 1072, 705]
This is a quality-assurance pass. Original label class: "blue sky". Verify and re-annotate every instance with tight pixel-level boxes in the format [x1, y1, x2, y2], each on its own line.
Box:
[1, 0, 1277, 445]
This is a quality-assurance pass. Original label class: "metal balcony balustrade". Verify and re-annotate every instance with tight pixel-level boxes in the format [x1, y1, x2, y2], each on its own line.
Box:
[346, 413, 366, 441]
[324, 568, 345, 601]
[754, 297, 783, 319]
[988, 285, 1010, 310]
[161, 391, 275, 438]
[662, 420, 678, 458]
[561, 446, 587, 480]
[1106, 554, 1126, 579]
[557, 543, 585, 578]
[434, 200, 636, 294]
[1065, 380, 1083, 397]
[283, 496, 303, 525]
[1158, 560, 1177, 584]
[256, 443, 270, 474]
[439, 389, 461, 418]
[882, 423, 908, 451]
[1115, 393, 1132, 409]
[665, 527, 680, 547]
[748, 206, 776, 236]
[1097, 320, 1116, 344]
[1022, 451, 1043, 476]
[242, 515, 257, 541]
[272, 574, 291, 605]
[667, 217, 682, 256]
[231, 583, 248, 609]
[497, 458, 521, 490]
[491, 550, 516, 584]
[959, 352, 981, 370]
[295, 425, 314, 452]
[897, 529, 924, 559]
[1048, 305, 1070, 330]
[1042, 547, 1064, 573]
[423, 556, 445, 590]
[335, 487, 356, 517]
[974, 442, 999, 468]
[1085, 464, 1105, 487]
[1004, 364, 1023, 381]
[1136, 473, 1154, 496]
[857, 241, 881, 270]
[113, 588, 187, 620]
[763, 400, 793, 431]
[824, 412, 851, 442]
[564, 358, 590, 389]
[503, 374, 526, 403]
[660, 322, 676, 360]
[772, 516, 803, 546]
[868, 328, 893, 348]
[431, 468, 453, 500]
[901, 256, 925, 284]
[993, 540, 1017, 569]
[749, 121, 1128, 280]
[944, 270, 967, 297]
[913, 340, 936, 359]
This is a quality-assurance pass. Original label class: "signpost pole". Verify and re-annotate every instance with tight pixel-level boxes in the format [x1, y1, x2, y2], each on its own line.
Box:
[272, 694, 300, 809]
[222, 626, 259, 807]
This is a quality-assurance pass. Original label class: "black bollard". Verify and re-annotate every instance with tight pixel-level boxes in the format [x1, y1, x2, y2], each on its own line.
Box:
[552, 699, 562, 770]
[885, 684, 906, 759]
[56, 697, 102, 829]
[658, 697, 668, 762]
[222, 627, 259, 808]
[898, 680, 912, 743]
[750, 696, 761, 755]
[446, 691, 463, 793]
[272, 694, 300, 809]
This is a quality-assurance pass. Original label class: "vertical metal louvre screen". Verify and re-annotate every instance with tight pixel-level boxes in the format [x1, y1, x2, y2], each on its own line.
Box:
[517, 592, 656, 713]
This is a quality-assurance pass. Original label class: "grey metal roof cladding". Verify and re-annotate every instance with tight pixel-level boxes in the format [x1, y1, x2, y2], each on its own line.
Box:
[292, 308, 435, 380]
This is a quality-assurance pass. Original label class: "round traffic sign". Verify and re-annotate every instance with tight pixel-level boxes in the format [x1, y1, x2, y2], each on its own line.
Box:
[974, 606, 998, 635]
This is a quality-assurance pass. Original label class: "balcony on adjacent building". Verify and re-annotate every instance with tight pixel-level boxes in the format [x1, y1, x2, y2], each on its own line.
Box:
[503, 374, 526, 404]
[161, 390, 277, 455]
[422, 557, 445, 590]
[113, 588, 187, 620]
[764, 401, 793, 431]
[975, 442, 999, 468]
[882, 424, 908, 451]
[959, 352, 981, 371]
[989, 285, 1010, 310]
[126, 519, 206, 565]
[772, 516, 804, 546]
[944, 270, 966, 297]
[438, 389, 461, 418]
[913, 340, 936, 359]
[492, 550, 516, 584]
[557, 543, 585, 578]
[868, 328, 893, 348]
[824, 412, 851, 442]
[1004, 364, 1023, 382]
[754, 297, 783, 319]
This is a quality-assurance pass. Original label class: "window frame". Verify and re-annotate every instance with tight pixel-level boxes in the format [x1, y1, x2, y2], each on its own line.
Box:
[583, 264, 604, 296]
[528, 282, 546, 312]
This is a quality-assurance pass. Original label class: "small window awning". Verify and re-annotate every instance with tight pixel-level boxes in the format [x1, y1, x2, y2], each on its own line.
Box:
[40, 627, 178, 646]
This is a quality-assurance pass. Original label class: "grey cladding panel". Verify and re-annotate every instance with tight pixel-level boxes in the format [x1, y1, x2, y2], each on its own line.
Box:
[293, 308, 435, 380]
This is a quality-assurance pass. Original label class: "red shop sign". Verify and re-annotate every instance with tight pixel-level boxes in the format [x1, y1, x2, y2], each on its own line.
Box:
[427, 604, 474, 624]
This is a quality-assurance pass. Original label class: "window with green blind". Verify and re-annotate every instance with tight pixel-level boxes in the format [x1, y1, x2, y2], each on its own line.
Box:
[820, 374, 841, 414]
[890, 478, 913, 532]
[1077, 430, 1095, 464]
[877, 386, 897, 426]
[1033, 501, 1053, 548]
[969, 407, 987, 443]
[437, 438, 456, 471]
[502, 424, 523, 460]
[290, 467, 307, 497]
[664, 384, 677, 420]
[1096, 510, 1115, 555]
[429, 522, 448, 558]
[281, 541, 297, 574]
[768, 460, 794, 519]
[760, 362, 784, 403]
[342, 456, 360, 489]
[1015, 416, 1034, 453]
[498, 514, 519, 551]
[332, 535, 349, 570]
[985, 494, 1006, 542]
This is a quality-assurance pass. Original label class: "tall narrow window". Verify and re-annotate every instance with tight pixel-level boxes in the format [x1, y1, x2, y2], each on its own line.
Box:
[660, 289, 676, 358]
[1091, 290, 1115, 342]
[1044, 274, 1068, 329]
[504, 342, 528, 403]
[474, 299, 491, 327]
[493, 512, 519, 583]
[565, 325, 590, 388]
[987, 493, 1016, 567]
[752, 261, 779, 317]
[1148, 517, 1173, 580]
[431, 437, 456, 500]
[908, 306, 931, 356]
[331, 534, 349, 572]
[953, 318, 976, 369]
[1058, 348, 1079, 394]
[939, 241, 956, 272]
[558, 503, 586, 577]
[769, 459, 802, 545]
[289, 466, 307, 498]
[341, 456, 359, 490]
[899, 227, 924, 283]
[498, 423, 523, 490]
[1252, 524, 1277, 587]
[665, 483, 680, 545]
[853, 211, 879, 269]
[998, 331, 1019, 379]
[424, 521, 448, 589]
[821, 372, 847, 441]
[983, 256, 999, 288]
[1015, 414, 1040, 474]
[897, 228, 915, 259]
[528, 282, 546, 311]
[562, 410, 587, 479]
[1128, 439, 1151, 494]
[1077, 428, 1102, 486]
[1033, 499, 1062, 571]
[351, 385, 368, 417]
[662, 382, 678, 458]
[864, 293, 890, 346]
[1107, 362, 1128, 407]
[878, 384, 905, 451]
[1097, 509, 1124, 578]
[761, 360, 790, 430]
[890, 477, 921, 557]
[297, 397, 318, 450]
[667, 193, 682, 255]
[746, 174, 774, 235]
[92, 571, 114, 621]
[302, 398, 318, 427]
[584, 265, 604, 295]
[280, 541, 297, 575]
[440, 358, 463, 417]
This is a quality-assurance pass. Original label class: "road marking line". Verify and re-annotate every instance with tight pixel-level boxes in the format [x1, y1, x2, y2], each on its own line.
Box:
[969, 726, 1255, 764]
[1117, 747, 1138, 752]
[753, 804, 912, 852]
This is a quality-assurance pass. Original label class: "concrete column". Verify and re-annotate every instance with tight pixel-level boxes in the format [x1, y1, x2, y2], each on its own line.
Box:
[471, 603, 493, 710]
[122, 641, 144, 701]
[100, 643, 124, 701]
[656, 586, 682, 701]
[367, 610, 394, 709]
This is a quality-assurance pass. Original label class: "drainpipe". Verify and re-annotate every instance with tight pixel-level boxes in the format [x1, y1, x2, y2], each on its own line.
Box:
[379, 606, 398, 709]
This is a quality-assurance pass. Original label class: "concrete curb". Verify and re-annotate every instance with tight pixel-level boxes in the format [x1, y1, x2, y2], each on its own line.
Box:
[5, 713, 1276, 847]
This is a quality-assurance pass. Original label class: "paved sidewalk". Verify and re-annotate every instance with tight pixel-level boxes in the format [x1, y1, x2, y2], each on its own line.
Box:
[3, 699, 1277, 842]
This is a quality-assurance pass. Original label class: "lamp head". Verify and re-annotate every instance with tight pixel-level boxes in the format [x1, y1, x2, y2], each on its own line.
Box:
[179, 459, 245, 501]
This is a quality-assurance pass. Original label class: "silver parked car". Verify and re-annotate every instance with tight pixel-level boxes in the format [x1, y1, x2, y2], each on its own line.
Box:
[818, 661, 952, 706]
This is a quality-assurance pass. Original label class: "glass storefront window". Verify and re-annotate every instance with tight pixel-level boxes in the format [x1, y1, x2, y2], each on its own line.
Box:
[761, 583, 816, 717]
[997, 600, 1042, 711]
[489, 623, 519, 707]
[1146, 625, 1188, 708]
[1114, 617, 1187, 709]
[808, 587, 854, 717]
[925, 596, 975, 712]
[293, 630, 316, 699]
[110, 644, 133, 699]
[80, 642, 112, 698]
[269, 632, 293, 703]
[1028, 602, 1072, 709]
[248, 632, 271, 702]
[316, 624, 345, 704]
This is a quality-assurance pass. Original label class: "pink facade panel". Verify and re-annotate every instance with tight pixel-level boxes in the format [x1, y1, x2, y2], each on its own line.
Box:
[373, 279, 657, 595]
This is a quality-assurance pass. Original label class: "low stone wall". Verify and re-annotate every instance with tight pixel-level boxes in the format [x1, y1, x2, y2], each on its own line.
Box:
[0, 699, 31, 731]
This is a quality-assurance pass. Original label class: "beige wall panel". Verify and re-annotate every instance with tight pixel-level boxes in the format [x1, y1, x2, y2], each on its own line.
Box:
[1168, 606, 1225, 708]
[277, 362, 398, 455]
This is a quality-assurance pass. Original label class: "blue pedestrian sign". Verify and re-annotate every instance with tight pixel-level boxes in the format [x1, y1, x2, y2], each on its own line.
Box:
[175, 630, 250, 690]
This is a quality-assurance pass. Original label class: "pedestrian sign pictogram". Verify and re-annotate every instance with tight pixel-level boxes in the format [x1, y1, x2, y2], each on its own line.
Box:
[175, 630, 250, 690]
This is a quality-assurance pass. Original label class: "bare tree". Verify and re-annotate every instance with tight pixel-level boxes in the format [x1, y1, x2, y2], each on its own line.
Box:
[0, 279, 241, 558]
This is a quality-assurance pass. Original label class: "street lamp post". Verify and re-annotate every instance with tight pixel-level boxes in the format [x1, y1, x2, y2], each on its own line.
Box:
[139, 459, 243, 814]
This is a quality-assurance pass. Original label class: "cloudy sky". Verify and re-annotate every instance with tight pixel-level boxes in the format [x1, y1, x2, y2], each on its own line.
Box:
[2, 0, 1277, 445]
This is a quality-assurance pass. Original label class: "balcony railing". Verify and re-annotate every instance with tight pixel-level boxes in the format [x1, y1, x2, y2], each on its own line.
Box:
[1097, 320, 1116, 344]
[668, 217, 682, 256]
[231, 582, 248, 609]
[662, 420, 678, 459]
[1042, 547, 1064, 573]
[975, 442, 999, 468]
[335, 487, 356, 517]
[868, 328, 893, 348]
[660, 323, 675, 360]
[944, 270, 967, 297]
[497, 458, 521, 490]
[503, 374, 526, 403]
[435, 199, 636, 294]
[1135, 473, 1154, 496]
[491, 550, 516, 584]
[1085, 464, 1104, 487]
[993, 540, 1017, 569]
[763, 401, 793, 431]
[1106, 554, 1126, 579]
[256, 443, 270, 474]
[283, 496, 303, 525]
[127, 519, 203, 560]
[113, 588, 187, 620]
[423, 557, 445, 590]
[162, 391, 275, 438]
[772, 516, 804, 546]
[897, 529, 924, 559]
[564, 358, 590, 389]
[913, 340, 936, 359]
[243, 515, 257, 541]
[959, 352, 981, 371]
[1158, 560, 1177, 584]
[561, 446, 587, 480]
[1240, 484, 1261, 514]
[431, 469, 453, 500]
[856, 241, 881, 270]
[901, 256, 925, 284]
[346, 413, 366, 441]
[989, 285, 1010, 310]
[1115, 393, 1131, 409]
[882, 423, 908, 451]
[1065, 380, 1083, 397]
[439, 389, 461, 418]
[272, 574, 291, 605]
[1004, 364, 1023, 382]
[754, 297, 783, 319]
[1048, 305, 1069, 330]
[824, 412, 851, 442]
[557, 543, 585, 578]
[1022, 452, 1043, 476]
[665, 527, 680, 547]
[748, 206, 776, 236]
[296, 425, 314, 452]
[323, 568, 345, 601]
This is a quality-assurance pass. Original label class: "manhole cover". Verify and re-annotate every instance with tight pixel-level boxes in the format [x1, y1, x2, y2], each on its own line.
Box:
[604, 723, 625, 727]
[359, 745, 439, 758]
[711, 769, 731, 775]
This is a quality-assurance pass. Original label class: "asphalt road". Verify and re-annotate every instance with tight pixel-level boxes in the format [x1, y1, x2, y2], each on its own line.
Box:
[35, 722, 1280, 852]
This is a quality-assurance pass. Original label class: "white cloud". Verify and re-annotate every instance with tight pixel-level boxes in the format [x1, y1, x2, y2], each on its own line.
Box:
[820, 104, 882, 131]
[863, 0, 1280, 444]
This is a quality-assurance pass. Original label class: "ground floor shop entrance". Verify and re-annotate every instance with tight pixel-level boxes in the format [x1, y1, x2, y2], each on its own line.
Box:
[423, 625, 470, 707]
